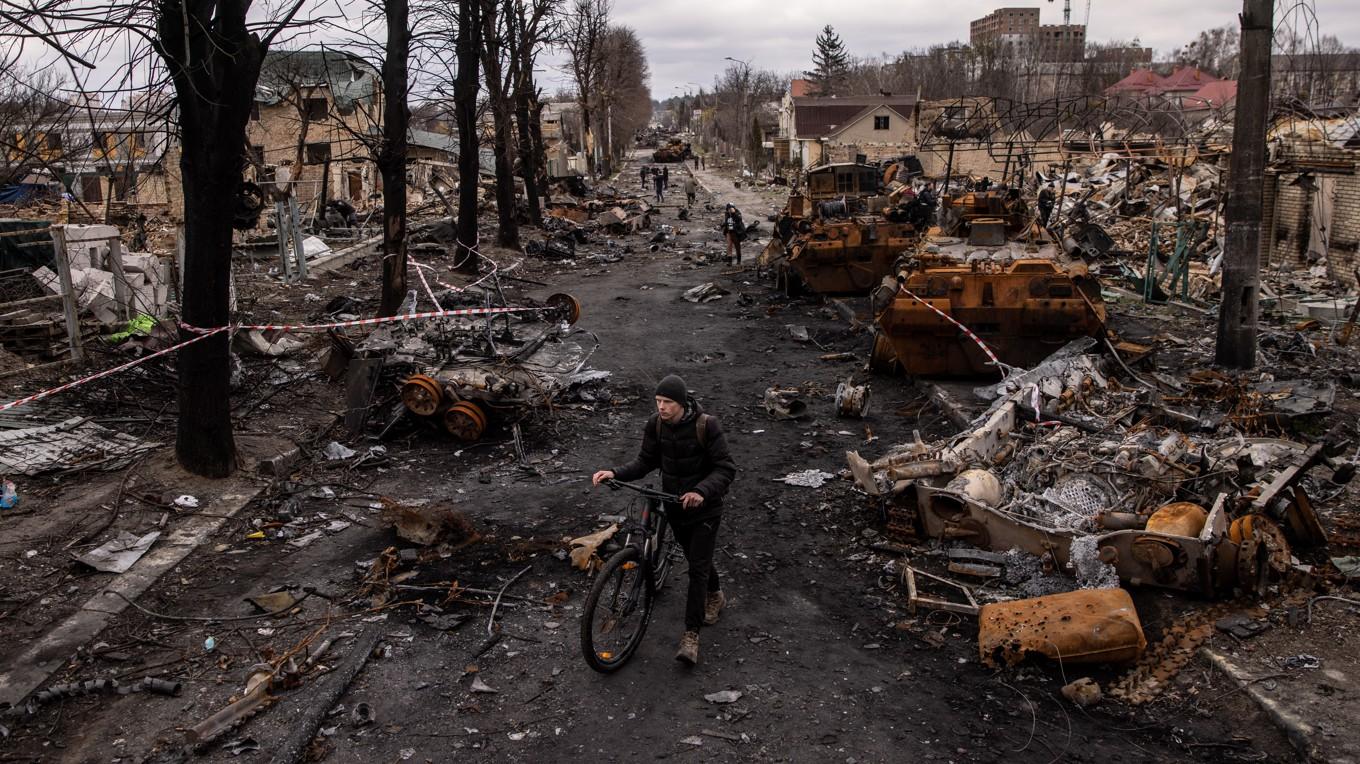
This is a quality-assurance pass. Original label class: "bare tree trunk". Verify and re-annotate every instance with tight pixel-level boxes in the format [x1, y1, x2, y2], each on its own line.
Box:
[454, 0, 482, 273]
[515, 88, 542, 226]
[480, 0, 519, 250]
[155, 0, 266, 477]
[509, 4, 542, 227]
[377, 0, 410, 316]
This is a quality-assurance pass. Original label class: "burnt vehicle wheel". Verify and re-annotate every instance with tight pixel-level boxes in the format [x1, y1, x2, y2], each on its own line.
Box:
[443, 400, 487, 441]
[545, 293, 583, 326]
[401, 375, 444, 417]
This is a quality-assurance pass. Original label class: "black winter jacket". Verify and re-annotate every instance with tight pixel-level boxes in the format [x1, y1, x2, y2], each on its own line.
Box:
[611, 399, 736, 525]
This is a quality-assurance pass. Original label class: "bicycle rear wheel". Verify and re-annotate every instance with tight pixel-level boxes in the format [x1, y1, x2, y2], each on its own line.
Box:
[581, 546, 652, 673]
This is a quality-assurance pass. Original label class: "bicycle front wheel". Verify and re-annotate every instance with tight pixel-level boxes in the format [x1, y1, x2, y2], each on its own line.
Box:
[581, 546, 652, 673]
[651, 512, 681, 592]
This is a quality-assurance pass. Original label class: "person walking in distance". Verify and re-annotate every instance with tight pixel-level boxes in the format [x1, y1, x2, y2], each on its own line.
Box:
[722, 203, 745, 265]
[592, 375, 736, 665]
[654, 169, 665, 204]
[1038, 183, 1055, 227]
[683, 172, 698, 208]
[662, 166, 670, 191]
[640, 165, 649, 190]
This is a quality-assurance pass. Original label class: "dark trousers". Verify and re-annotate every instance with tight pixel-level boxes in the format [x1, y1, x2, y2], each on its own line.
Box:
[725, 232, 742, 262]
[669, 515, 721, 631]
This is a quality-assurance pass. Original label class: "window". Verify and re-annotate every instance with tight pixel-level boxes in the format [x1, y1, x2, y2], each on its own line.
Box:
[873, 115, 890, 130]
[305, 98, 329, 121]
[45, 133, 63, 151]
[305, 142, 331, 163]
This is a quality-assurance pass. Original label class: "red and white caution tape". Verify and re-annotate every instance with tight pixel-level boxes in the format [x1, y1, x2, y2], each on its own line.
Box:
[897, 285, 1012, 373]
[0, 327, 227, 413]
[1, 239, 541, 414]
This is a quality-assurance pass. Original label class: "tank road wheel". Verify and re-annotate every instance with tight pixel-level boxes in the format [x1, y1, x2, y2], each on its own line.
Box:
[444, 400, 488, 442]
[545, 293, 582, 326]
[400, 374, 444, 417]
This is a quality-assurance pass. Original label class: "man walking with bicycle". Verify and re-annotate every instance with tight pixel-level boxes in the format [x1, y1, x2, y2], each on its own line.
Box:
[592, 374, 736, 665]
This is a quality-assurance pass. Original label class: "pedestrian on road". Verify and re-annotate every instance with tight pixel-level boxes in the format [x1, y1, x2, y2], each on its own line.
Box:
[654, 171, 665, 204]
[592, 374, 736, 666]
[662, 166, 670, 191]
[722, 203, 745, 265]
[700, 154, 706, 170]
[683, 173, 697, 207]
[1038, 183, 1055, 227]
[641, 165, 649, 190]
[693, 155, 700, 171]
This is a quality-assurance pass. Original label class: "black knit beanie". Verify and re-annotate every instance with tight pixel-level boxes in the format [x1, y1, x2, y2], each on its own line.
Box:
[654, 374, 688, 404]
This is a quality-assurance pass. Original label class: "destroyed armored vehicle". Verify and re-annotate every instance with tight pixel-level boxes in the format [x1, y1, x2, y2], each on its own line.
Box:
[870, 255, 1107, 377]
[763, 162, 930, 296]
[652, 139, 691, 163]
[355, 292, 604, 442]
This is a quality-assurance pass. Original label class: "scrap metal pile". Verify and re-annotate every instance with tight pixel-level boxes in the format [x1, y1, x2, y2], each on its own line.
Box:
[852, 338, 1351, 596]
[849, 338, 1355, 675]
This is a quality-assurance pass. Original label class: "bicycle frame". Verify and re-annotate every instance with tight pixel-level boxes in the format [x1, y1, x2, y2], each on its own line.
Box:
[604, 479, 678, 583]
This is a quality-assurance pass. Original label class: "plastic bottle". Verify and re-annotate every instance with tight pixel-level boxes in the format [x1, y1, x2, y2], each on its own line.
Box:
[0, 480, 17, 509]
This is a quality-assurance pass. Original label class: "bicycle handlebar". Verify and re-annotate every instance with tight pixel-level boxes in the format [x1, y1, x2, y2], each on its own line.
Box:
[602, 478, 681, 504]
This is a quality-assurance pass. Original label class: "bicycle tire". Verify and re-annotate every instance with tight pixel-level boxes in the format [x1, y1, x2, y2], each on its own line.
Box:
[580, 545, 652, 673]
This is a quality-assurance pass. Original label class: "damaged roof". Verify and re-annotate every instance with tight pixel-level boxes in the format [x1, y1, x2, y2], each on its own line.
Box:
[794, 96, 918, 140]
[256, 48, 380, 110]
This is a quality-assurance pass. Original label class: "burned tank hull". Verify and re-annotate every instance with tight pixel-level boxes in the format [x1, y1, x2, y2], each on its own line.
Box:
[876, 258, 1106, 377]
[652, 140, 691, 163]
[780, 217, 920, 295]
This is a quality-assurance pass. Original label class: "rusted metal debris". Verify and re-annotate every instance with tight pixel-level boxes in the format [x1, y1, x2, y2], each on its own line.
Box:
[377, 291, 605, 443]
[978, 588, 1147, 668]
[849, 339, 1352, 599]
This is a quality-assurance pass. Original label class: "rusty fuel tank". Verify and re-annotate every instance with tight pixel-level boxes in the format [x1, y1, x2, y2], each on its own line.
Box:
[875, 258, 1106, 377]
[978, 588, 1147, 668]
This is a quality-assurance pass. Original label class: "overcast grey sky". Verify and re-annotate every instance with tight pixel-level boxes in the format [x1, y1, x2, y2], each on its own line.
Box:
[536, 0, 1360, 99]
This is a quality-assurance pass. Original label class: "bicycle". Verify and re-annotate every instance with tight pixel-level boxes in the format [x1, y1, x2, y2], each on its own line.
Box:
[580, 478, 683, 673]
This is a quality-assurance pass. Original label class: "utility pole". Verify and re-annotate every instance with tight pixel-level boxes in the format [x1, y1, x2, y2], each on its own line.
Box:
[1215, 0, 1273, 369]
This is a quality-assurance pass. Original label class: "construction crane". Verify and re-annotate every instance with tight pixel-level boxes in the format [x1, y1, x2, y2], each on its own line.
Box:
[1046, 0, 1091, 26]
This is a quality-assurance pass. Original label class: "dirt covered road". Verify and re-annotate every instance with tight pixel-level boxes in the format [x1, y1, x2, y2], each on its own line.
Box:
[0, 158, 1297, 763]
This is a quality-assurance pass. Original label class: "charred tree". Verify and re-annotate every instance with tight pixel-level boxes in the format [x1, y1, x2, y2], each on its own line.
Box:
[377, 0, 411, 317]
[480, 0, 520, 250]
[515, 83, 543, 226]
[509, 1, 544, 226]
[453, 0, 483, 273]
[153, 0, 267, 477]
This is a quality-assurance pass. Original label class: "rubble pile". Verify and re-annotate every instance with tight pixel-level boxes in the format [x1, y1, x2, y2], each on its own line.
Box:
[848, 333, 1356, 687]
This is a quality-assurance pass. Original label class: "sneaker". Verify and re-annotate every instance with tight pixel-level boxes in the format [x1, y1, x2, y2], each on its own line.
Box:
[704, 591, 726, 625]
[675, 630, 699, 665]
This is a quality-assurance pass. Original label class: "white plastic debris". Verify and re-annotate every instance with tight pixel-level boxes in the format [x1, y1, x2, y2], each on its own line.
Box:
[323, 442, 357, 461]
[777, 469, 835, 488]
[703, 689, 743, 704]
[173, 495, 200, 509]
[74, 531, 161, 573]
